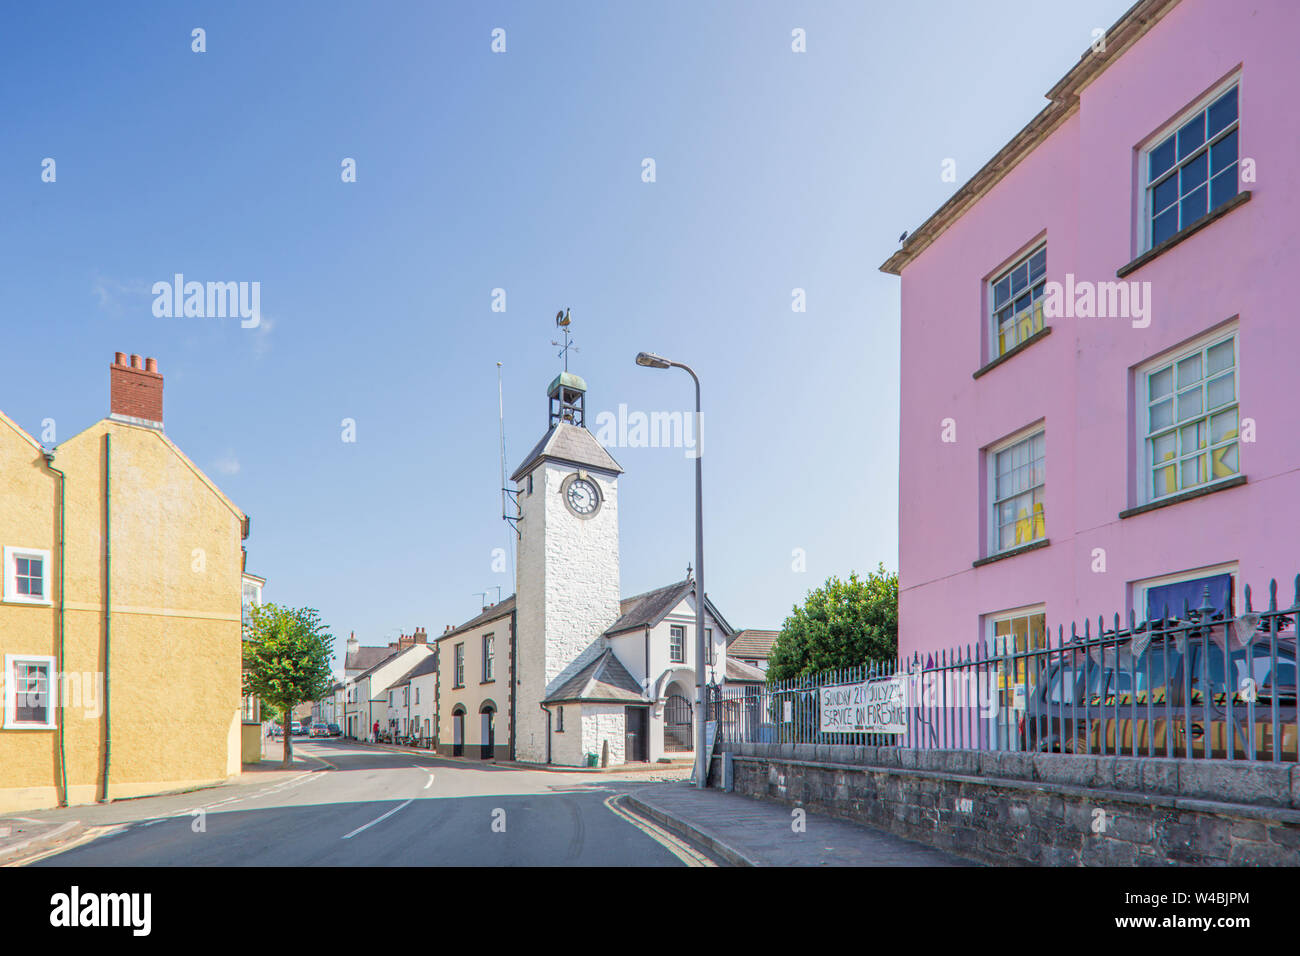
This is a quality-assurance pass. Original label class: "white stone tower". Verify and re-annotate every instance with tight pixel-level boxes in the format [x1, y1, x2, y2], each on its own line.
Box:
[511, 371, 623, 764]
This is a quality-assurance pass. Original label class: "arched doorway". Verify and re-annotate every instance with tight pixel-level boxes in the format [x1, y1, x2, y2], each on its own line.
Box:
[452, 705, 466, 757]
[479, 702, 496, 760]
[664, 683, 693, 752]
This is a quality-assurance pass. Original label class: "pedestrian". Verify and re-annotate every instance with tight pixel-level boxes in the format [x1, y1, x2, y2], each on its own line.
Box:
[372, 720, 379, 743]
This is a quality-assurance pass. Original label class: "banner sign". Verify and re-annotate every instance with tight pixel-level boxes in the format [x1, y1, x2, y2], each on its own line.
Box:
[819, 677, 907, 735]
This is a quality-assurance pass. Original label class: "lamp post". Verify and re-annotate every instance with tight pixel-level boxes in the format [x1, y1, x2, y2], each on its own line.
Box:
[635, 351, 708, 788]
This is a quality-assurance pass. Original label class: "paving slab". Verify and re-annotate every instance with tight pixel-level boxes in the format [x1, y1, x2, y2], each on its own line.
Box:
[624, 782, 977, 866]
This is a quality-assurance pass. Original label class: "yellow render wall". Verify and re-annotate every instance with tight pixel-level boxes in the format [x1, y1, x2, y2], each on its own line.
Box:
[0, 417, 245, 811]
[0, 414, 59, 810]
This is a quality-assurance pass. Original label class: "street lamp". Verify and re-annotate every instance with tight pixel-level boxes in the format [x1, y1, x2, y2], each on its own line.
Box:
[635, 351, 708, 788]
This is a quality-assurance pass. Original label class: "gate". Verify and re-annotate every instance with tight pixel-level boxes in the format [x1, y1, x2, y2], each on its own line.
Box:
[664, 694, 693, 751]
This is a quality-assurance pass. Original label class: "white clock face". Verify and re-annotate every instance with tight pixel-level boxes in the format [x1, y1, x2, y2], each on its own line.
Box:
[565, 477, 600, 516]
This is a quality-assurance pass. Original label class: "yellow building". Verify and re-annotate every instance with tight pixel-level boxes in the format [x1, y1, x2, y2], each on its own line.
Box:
[0, 352, 249, 812]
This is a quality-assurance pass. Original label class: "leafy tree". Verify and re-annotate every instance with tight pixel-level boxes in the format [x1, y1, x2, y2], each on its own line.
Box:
[243, 604, 334, 766]
[767, 566, 898, 682]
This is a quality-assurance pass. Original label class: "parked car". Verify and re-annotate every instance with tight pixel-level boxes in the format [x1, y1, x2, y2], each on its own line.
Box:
[269, 723, 283, 738]
[290, 721, 304, 736]
[310, 723, 330, 738]
[1024, 631, 1297, 759]
[327, 723, 341, 737]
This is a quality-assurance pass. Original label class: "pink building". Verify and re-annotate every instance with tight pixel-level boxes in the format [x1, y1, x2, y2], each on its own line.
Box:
[881, 0, 1299, 677]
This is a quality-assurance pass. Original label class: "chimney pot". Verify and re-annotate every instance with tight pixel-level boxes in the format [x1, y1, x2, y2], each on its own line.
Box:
[145, 357, 158, 373]
[114, 352, 126, 366]
[130, 354, 142, 369]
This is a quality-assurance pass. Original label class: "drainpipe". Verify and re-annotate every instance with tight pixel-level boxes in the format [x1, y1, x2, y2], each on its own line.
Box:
[99, 432, 112, 803]
[41, 450, 68, 808]
[508, 609, 517, 761]
[539, 703, 551, 764]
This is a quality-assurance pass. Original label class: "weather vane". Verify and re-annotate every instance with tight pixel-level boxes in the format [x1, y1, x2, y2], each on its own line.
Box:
[551, 307, 578, 372]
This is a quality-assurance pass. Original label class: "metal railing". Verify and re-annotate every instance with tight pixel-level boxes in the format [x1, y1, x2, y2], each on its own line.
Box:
[708, 579, 1299, 762]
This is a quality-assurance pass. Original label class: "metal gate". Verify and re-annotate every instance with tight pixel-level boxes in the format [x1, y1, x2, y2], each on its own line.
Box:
[664, 694, 693, 751]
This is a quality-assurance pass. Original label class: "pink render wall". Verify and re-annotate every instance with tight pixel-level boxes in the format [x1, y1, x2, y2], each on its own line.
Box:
[896, 0, 1300, 660]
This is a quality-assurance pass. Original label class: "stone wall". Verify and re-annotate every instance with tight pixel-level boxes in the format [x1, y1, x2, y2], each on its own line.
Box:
[713, 743, 1300, 865]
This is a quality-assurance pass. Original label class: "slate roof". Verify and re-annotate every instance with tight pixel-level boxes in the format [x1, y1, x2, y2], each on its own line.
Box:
[726, 658, 767, 683]
[392, 653, 439, 687]
[510, 423, 622, 481]
[544, 650, 649, 704]
[605, 579, 736, 639]
[605, 580, 693, 636]
[349, 649, 400, 683]
[728, 628, 779, 660]
[436, 595, 516, 643]
[345, 645, 394, 674]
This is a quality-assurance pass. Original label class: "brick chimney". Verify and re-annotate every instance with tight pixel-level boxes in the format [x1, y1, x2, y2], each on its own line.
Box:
[413, 627, 427, 644]
[109, 352, 163, 427]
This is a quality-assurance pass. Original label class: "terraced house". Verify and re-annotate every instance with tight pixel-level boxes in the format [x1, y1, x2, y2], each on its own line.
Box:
[1, 353, 251, 811]
[881, 0, 1299, 725]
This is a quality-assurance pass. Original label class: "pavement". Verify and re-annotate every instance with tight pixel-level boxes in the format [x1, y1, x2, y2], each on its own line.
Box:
[623, 782, 975, 866]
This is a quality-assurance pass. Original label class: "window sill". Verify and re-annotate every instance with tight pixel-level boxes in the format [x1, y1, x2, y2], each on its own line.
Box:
[973, 538, 1050, 568]
[480, 679, 495, 685]
[1118, 474, 1246, 519]
[1, 598, 54, 607]
[1117, 191, 1252, 279]
[973, 326, 1053, 380]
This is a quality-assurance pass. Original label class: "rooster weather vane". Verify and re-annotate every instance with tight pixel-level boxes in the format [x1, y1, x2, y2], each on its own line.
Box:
[551, 307, 578, 372]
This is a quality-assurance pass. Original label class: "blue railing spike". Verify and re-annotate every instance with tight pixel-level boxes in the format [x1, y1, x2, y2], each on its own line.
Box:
[1084, 618, 1090, 638]
[1128, 608, 1137, 631]
[1269, 578, 1278, 611]
[1245, 583, 1253, 612]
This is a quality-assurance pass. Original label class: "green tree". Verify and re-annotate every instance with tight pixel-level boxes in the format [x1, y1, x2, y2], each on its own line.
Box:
[242, 604, 335, 767]
[767, 566, 898, 682]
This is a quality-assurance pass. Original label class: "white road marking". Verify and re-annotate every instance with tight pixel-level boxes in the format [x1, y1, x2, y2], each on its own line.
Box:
[424, 773, 435, 790]
[341, 800, 413, 840]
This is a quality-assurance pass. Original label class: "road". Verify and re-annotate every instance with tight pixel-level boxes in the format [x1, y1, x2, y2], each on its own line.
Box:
[19, 740, 711, 866]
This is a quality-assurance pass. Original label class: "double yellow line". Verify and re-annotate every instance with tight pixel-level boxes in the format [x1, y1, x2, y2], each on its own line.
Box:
[604, 794, 716, 867]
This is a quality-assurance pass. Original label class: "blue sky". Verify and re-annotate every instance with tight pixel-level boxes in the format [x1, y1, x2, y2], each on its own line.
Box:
[1, 0, 1134, 664]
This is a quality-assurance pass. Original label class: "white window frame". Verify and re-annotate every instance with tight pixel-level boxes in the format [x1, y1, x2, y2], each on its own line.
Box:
[1135, 325, 1239, 506]
[4, 547, 52, 606]
[987, 241, 1047, 359]
[986, 425, 1047, 556]
[1138, 73, 1240, 253]
[669, 625, 686, 663]
[983, 604, 1047, 713]
[1131, 563, 1237, 623]
[4, 654, 57, 730]
[483, 633, 495, 682]
[454, 643, 465, 688]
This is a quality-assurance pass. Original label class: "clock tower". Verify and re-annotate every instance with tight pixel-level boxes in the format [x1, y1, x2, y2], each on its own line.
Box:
[511, 371, 624, 764]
